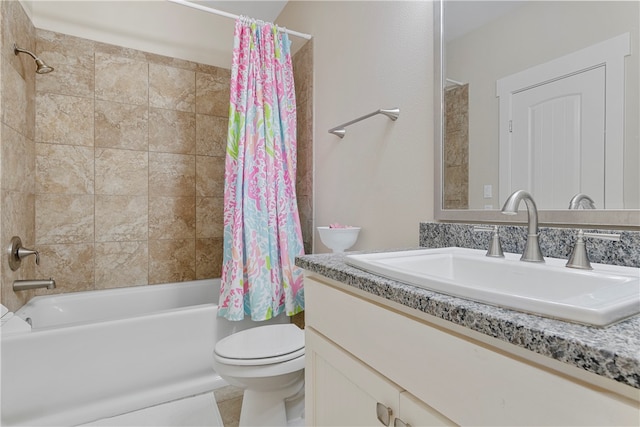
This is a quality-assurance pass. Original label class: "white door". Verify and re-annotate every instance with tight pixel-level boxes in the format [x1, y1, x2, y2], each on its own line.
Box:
[496, 33, 629, 209]
[508, 66, 605, 209]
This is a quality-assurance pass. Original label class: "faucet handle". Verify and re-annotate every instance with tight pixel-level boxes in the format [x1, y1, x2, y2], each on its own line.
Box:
[583, 232, 621, 242]
[566, 230, 620, 270]
[7, 236, 40, 271]
[474, 225, 504, 258]
[17, 246, 40, 265]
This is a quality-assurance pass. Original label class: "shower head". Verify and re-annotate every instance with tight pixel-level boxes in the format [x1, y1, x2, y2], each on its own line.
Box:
[13, 43, 54, 74]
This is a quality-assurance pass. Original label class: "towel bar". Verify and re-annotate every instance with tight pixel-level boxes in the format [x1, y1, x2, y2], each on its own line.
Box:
[328, 108, 400, 138]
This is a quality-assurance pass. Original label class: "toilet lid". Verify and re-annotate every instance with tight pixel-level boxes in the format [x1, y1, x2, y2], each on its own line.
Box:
[215, 324, 304, 360]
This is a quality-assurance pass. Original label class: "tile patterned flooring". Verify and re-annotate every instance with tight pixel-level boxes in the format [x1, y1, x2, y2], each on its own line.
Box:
[214, 385, 243, 427]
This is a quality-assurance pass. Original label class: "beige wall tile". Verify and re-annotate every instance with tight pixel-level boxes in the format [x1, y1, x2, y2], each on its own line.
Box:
[149, 196, 195, 240]
[149, 239, 196, 284]
[196, 196, 223, 239]
[149, 108, 196, 154]
[1, 0, 35, 81]
[149, 152, 195, 197]
[196, 72, 230, 117]
[95, 195, 148, 242]
[95, 241, 148, 289]
[2, 124, 35, 193]
[196, 238, 222, 279]
[149, 64, 195, 112]
[1, 190, 36, 252]
[36, 30, 95, 98]
[95, 100, 148, 151]
[292, 40, 313, 254]
[2, 22, 244, 302]
[95, 148, 148, 195]
[95, 52, 148, 105]
[36, 143, 94, 194]
[35, 194, 94, 244]
[36, 92, 93, 145]
[2, 59, 28, 135]
[196, 114, 227, 157]
[35, 243, 95, 293]
[195, 155, 225, 197]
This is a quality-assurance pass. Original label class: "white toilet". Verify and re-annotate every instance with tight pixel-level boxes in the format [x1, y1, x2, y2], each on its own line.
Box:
[212, 323, 305, 427]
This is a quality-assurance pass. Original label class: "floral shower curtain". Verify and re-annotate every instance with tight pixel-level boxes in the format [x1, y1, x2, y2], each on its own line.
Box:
[218, 17, 305, 321]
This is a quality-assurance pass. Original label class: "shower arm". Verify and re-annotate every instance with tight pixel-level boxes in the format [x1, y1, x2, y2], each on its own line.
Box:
[328, 108, 400, 138]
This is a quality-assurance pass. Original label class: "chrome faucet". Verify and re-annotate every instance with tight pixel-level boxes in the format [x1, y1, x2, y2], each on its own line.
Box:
[13, 278, 56, 291]
[501, 190, 544, 262]
[568, 193, 596, 209]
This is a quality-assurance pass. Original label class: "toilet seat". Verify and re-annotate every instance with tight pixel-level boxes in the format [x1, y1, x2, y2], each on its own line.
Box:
[214, 324, 304, 366]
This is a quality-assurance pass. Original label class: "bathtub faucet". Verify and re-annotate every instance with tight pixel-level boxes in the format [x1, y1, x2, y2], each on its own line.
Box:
[13, 278, 56, 291]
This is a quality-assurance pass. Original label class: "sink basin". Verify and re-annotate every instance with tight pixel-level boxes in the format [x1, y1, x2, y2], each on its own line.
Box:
[345, 247, 640, 326]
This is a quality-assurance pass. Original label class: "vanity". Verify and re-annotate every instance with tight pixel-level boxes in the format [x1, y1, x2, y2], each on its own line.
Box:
[296, 225, 640, 426]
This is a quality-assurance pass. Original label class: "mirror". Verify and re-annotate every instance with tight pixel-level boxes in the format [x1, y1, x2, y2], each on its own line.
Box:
[434, 0, 640, 227]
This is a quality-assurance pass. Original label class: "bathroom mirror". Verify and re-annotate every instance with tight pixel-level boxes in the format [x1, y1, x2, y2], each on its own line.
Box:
[434, 0, 640, 227]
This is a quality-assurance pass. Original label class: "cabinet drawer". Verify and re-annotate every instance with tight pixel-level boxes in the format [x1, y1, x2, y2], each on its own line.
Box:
[305, 277, 640, 426]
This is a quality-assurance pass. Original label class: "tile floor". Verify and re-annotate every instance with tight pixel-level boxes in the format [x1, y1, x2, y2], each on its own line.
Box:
[214, 385, 243, 427]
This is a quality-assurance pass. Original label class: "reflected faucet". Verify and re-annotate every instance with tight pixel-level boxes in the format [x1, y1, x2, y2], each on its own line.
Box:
[501, 190, 545, 262]
[568, 193, 596, 209]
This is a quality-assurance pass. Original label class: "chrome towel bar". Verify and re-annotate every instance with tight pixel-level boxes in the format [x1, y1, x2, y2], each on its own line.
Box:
[328, 108, 400, 138]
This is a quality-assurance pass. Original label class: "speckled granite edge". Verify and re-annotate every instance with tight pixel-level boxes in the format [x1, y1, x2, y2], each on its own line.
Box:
[295, 252, 640, 390]
[419, 222, 640, 268]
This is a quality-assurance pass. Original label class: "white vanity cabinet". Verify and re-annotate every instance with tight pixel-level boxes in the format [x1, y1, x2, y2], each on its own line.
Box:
[307, 328, 454, 426]
[304, 275, 640, 426]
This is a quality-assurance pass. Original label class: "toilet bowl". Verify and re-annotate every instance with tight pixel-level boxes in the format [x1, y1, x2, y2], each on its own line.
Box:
[212, 323, 305, 427]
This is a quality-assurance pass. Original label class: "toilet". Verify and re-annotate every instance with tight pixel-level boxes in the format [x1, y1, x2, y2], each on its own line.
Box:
[212, 323, 305, 427]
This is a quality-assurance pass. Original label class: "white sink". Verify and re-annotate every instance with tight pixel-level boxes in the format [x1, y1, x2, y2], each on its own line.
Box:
[345, 247, 640, 326]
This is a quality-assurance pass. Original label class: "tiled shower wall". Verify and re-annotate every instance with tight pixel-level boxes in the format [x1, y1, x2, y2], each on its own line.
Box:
[31, 29, 230, 297]
[293, 39, 313, 255]
[1, 1, 314, 312]
[1, 0, 38, 310]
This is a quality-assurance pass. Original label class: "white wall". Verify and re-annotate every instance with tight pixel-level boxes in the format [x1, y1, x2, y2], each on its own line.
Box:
[278, 1, 434, 252]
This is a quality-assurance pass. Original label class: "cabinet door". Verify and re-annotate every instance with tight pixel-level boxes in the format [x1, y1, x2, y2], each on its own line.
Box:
[396, 391, 456, 427]
[306, 328, 400, 426]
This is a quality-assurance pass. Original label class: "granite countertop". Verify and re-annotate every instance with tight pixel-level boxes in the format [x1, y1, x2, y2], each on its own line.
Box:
[296, 251, 640, 390]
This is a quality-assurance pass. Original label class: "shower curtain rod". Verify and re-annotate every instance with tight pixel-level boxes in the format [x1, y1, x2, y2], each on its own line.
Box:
[167, 0, 313, 40]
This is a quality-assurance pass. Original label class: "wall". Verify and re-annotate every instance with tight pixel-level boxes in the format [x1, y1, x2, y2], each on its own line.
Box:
[278, 1, 434, 252]
[30, 28, 230, 298]
[293, 39, 314, 255]
[443, 84, 468, 209]
[446, 1, 639, 210]
[1, 0, 38, 310]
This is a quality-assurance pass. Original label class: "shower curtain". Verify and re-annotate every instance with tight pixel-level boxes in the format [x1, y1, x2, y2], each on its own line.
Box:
[218, 17, 305, 321]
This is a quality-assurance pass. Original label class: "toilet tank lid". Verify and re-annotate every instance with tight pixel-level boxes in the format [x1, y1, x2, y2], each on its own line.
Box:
[215, 323, 304, 360]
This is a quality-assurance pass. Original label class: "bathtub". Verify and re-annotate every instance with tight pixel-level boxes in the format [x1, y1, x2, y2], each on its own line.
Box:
[1, 279, 288, 426]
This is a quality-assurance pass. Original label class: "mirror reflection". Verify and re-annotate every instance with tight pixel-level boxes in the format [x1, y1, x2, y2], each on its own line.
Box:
[442, 1, 639, 211]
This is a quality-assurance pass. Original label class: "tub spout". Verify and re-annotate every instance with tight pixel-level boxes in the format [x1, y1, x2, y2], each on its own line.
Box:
[13, 278, 56, 291]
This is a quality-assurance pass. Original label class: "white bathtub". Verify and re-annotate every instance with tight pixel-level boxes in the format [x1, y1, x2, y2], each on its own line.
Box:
[1, 279, 287, 426]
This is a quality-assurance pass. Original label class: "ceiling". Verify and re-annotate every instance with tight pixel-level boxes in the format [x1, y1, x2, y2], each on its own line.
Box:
[194, 1, 288, 22]
[444, 1, 526, 42]
[24, 0, 293, 69]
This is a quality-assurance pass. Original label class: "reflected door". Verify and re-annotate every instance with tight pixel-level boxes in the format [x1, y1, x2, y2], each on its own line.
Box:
[508, 66, 605, 209]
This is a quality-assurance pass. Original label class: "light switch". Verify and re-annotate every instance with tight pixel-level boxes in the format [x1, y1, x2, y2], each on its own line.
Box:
[483, 184, 492, 199]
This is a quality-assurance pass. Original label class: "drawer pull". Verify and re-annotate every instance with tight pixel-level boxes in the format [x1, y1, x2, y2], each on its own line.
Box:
[376, 402, 392, 426]
[394, 418, 411, 427]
